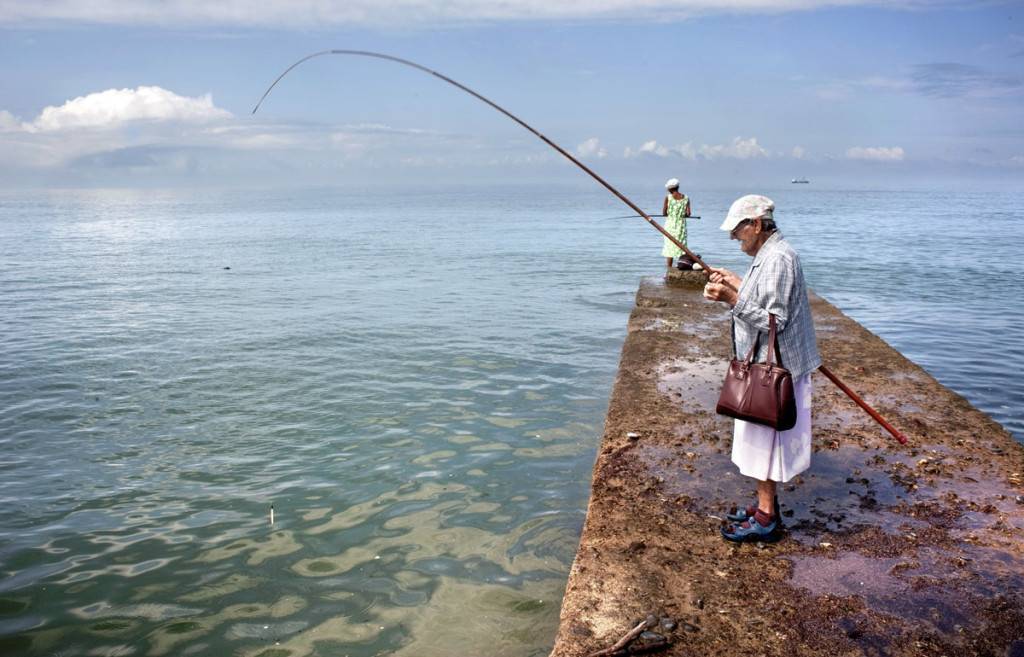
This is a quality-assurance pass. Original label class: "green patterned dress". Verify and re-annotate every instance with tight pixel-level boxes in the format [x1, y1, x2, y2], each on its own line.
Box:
[661, 194, 689, 258]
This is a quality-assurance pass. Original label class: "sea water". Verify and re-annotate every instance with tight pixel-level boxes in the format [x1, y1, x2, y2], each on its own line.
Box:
[0, 184, 1020, 656]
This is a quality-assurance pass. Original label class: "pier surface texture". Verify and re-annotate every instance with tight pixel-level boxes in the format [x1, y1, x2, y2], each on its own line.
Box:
[549, 274, 1024, 657]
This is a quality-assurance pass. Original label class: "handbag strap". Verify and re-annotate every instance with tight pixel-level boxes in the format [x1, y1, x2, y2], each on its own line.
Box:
[732, 314, 786, 367]
[764, 314, 786, 368]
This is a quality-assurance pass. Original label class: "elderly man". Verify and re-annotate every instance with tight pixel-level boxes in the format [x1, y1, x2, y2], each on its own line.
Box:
[703, 195, 820, 542]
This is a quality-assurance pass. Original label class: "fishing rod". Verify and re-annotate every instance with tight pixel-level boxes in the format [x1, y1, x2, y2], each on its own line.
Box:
[253, 50, 709, 271]
[602, 214, 701, 220]
[253, 49, 908, 446]
[820, 366, 907, 444]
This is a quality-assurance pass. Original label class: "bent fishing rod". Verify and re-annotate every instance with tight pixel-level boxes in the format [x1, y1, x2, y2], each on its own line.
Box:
[253, 49, 908, 446]
[253, 50, 708, 270]
[602, 214, 701, 220]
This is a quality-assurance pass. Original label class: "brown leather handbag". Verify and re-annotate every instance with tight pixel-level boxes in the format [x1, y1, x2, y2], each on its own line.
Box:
[716, 314, 797, 431]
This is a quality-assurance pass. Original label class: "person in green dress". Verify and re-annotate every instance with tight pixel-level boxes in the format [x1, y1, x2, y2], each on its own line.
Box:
[661, 178, 692, 269]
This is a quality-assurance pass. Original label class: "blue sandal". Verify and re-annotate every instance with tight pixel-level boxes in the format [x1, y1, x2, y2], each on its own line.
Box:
[721, 513, 782, 543]
[726, 495, 782, 524]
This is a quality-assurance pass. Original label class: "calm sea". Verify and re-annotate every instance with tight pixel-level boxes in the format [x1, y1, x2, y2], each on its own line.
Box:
[1, 184, 1021, 656]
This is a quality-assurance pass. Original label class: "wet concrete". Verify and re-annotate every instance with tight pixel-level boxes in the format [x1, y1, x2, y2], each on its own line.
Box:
[548, 273, 1024, 657]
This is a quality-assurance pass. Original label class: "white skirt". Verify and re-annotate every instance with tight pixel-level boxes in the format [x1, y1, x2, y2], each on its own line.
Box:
[730, 373, 812, 483]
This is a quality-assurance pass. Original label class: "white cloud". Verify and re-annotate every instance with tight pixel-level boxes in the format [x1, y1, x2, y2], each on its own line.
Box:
[846, 146, 905, 161]
[1, 87, 231, 166]
[0, 82, 476, 176]
[0, 1, 964, 27]
[700, 136, 768, 159]
[24, 86, 231, 132]
[625, 137, 768, 160]
[792, 146, 806, 159]
[576, 137, 607, 158]
[624, 139, 672, 158]
[0, 110, 20, 132]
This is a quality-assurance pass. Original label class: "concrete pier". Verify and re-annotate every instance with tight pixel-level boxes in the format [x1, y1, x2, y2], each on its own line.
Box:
[548, 274, 1024, 657]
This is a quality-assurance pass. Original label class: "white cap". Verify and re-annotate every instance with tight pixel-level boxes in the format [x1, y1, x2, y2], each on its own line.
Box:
[720, 194, 774, 232]
[664, 178, 679, 190]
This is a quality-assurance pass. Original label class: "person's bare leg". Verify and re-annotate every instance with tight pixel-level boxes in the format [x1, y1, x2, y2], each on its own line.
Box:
[757, 479, 777, 518]
[666, 257, 674, 269]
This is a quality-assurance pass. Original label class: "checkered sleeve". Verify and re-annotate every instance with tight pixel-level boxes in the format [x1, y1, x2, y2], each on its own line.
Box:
[732, 251, 798, 333]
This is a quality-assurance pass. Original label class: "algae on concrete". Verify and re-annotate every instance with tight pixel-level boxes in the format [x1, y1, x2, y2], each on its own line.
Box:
[549, 277, 1024, 657]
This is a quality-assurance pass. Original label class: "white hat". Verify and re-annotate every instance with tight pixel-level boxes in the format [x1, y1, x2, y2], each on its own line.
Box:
[720, 194, 774, 232]
[664, 178, 679, 190]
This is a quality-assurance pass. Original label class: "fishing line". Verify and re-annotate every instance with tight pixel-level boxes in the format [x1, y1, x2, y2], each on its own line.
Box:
[252, 49, 709, 271]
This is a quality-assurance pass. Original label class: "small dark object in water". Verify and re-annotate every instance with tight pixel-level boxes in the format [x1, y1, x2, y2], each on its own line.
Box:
[223, 266, 231, 270]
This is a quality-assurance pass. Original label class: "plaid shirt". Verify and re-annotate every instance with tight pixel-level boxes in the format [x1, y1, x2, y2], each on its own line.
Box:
[731, 232, 821, 378]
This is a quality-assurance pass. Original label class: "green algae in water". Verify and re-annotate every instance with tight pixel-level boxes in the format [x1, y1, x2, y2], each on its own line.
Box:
[91, 620, 134, 632]
[510, 599, 546, 613]
[306, 560, 337, 573]
[165, 621, 202, 634]
[0, 636, 33, 652]
[0, 598, 28, 615]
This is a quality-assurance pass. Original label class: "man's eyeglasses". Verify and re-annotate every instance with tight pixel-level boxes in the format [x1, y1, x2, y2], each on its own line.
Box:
[730, 219, 753, 239]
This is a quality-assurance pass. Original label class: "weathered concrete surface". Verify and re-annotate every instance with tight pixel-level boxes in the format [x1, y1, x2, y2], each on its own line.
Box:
[549, 275, 1024, 657]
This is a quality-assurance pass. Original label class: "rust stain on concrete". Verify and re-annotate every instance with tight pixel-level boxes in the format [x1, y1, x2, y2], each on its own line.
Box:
[548, 273, 1024, 657]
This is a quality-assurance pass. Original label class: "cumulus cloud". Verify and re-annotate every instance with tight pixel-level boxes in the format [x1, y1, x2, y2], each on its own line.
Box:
[576, 137, 607, 158]
[22, 86, 231, 132]
[0, 84, 466, 175]
[700, 136, 768, 159]
[846, 146, 905, 161]
[0, 110, 20, 132]
[625, 136, 768, 160]
[624, 139, 671, 158]
[791, 146, 806, 159]
[0, 0, 966, 27]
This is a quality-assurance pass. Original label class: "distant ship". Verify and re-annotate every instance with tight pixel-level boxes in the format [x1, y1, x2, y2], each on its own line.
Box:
[791, 178, 810, 184]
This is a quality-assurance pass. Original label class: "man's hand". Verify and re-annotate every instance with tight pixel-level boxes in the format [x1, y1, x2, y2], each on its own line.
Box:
[707, 267, 741, 290]
[703, 281, 738, 307]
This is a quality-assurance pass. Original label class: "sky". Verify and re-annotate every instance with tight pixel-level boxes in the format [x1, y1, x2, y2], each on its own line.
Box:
[0, 1, 1022, 190]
